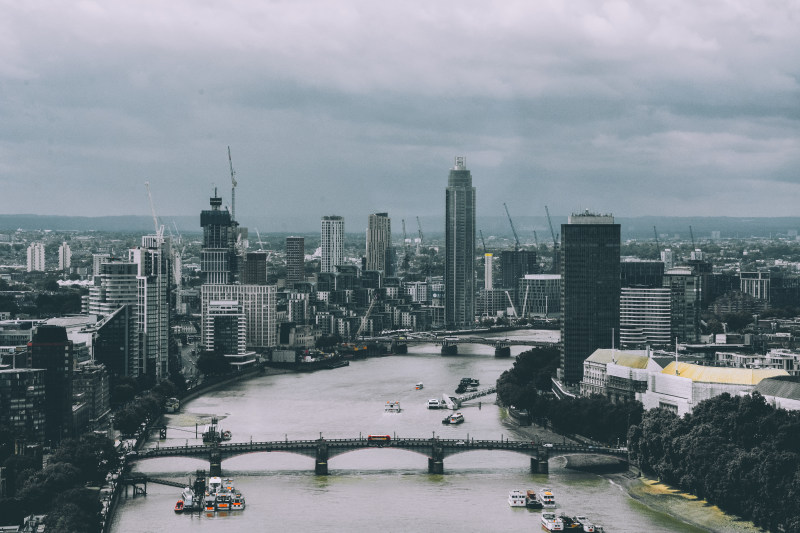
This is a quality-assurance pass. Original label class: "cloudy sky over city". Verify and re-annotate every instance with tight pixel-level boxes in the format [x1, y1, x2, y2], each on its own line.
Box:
[1, 1, 798, 226]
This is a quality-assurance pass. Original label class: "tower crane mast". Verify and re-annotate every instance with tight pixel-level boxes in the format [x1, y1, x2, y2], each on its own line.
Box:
[544, 205, 557, 248]
[228, 146, 237, 221]
[653, 226, 660, 250]
[479, 229, 487, 254]
[144, 181, 164, 242]
[689, 225, 696, 249]
[503, 203, 521, 251]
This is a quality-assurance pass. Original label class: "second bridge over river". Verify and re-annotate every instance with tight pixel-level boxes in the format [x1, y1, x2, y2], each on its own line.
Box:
[129, 437, 627, 476]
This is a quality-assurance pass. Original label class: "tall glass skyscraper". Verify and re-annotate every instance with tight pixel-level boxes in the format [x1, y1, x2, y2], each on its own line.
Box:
[445, 157, 476, 328]
[366, 212, 392, 274]
[200, 189, 237, 284]
[285, 236, 305, 285]
[560, 211, 620, 384]
[321, 216, 344, 273]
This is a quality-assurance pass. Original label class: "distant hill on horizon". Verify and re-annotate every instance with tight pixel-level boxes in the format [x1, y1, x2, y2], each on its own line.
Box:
[1, 214, 799, 240]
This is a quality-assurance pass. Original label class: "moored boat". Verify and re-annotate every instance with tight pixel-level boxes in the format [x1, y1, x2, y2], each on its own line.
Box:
[574, 515, 595, 532]
[559, 514, 583, 530]
[174, 499, 184, 513]
[540, 487, 556, 507]
[508, 490, 526, 507]
[541, 512, 564, 531]
[526, 489, 544, 509]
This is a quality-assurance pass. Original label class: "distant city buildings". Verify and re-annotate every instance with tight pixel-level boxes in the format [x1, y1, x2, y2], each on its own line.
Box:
[58, 242, 71, 271]
[444, 156, 475, 328]
[27, 242, 45, 272]
[560, 211, 620, 384]
[321, 216, 344, 274]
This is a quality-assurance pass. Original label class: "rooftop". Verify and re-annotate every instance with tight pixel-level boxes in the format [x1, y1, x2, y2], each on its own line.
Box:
[661, 362, 788, 385]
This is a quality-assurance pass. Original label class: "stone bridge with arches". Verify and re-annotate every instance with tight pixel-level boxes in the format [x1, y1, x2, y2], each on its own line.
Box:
[128, 437, 627, 476]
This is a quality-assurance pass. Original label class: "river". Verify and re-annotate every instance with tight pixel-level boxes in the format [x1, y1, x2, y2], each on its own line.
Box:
[109, 330, 708, 533]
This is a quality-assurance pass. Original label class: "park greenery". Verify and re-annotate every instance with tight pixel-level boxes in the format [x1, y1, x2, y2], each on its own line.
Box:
[0, 431, 117, 531]
[628, 393, 800, 532]
[497, 348, 800, 532]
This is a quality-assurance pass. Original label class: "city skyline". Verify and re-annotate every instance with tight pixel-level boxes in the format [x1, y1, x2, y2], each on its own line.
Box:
[1, 2, 798, 222]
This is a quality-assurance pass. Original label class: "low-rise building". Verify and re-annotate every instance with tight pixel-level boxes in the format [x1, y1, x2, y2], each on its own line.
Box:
[641, 362, 789, 416]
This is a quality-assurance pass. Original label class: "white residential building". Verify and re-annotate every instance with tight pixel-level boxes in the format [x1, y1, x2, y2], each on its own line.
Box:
[201, 284, 277, 349]
[58, 242, 72, 271]
[27, 242, 45, 272]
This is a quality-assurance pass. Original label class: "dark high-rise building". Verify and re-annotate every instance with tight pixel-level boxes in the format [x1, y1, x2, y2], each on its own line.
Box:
[664, 267, 701, 343]
[0, 368, 45, 443]
[445, 156, 476, 328]
[93, 304, 139, 379]
[242, 252, 268, 285]
[200, 190, 236, 284]
[27, 325, 74, 442]
[366, 213, 393, 274]
[560, 211, 620, 384]
[285, 237, 305, 286]
[620, 260, 664, 288]
[500, 250, 538, 289]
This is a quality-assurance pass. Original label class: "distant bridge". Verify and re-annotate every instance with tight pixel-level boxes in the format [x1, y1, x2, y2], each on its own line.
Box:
[365, 336, 560, 356]
[127, 437, 626, 476]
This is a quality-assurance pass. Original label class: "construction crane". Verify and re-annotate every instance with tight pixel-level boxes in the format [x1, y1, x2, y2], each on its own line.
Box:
[503, 203, 521, 251]
[689, 225, 696, 249]
[653, 226, 660, 250]
[254, 227, 265, 251]
[355, 294, 380, 339]
[416, 216, 424, 255]
[228, 146, 237, 222]
[533, 229, 539, 249]
[479, 229, 487, 254]
[144, 181, 164, 242]
[401, 219, 410, 270]
[544, 205, 557, 248]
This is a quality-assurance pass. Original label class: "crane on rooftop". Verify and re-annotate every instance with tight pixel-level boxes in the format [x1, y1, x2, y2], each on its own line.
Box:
[228, 146, 237, 222]
[144, 181, 164, 242]
[503, 203, 521, 251]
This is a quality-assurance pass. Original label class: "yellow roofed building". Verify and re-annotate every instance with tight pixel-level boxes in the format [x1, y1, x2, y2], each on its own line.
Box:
[641, 362, 789, 416]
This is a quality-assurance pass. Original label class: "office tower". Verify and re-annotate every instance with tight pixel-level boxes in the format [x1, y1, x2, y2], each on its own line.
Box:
[484, 253, 493, 290]
[201, 190, 237, 284]
[92, 304, 139, 379]
[500, 250, 538, 289]
[518, 274, 561, 316]
[366, 213, 392, 274]
[286, 236, 305, 285]
[620, 287, 672, 348]
[201, 284, 277, 349]
[58, 242, 71, 271]
[241, 252, 268, 284]
[445, 156, 476, 328]
[560, 211, 620, 384]
[88, 260, 139, 316]
[321, 216, 344, 273]
[0, 368, 46, 443]
[664, 267, 701, 343]
[27, 242, 45, 272]
[204, 300, 247, 355]
[130, 236, 171, 381]
[27, 325, 73, 442]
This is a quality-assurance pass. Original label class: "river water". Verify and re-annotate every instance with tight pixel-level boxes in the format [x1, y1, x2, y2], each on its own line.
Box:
[110, 330, 706, 533]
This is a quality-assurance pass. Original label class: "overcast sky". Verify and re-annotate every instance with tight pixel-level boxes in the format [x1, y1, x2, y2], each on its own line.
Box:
[2, 1, 798, 228]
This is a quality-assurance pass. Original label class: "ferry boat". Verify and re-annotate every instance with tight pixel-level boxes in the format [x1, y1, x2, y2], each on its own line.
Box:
[427, 398, 445, 409]
[525, 489, 544, 509]
[508, 490, 526, 507]
[384, 401, 402, 413]
[541, 512, 564, 531]
[574, 515, 595, 532]
[540, 487, 556, 507]
[448, 412, 465, 425]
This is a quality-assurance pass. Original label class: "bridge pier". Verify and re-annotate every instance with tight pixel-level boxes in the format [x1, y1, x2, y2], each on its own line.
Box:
[209, 449, 222, 477]
[428, 441, 444, 474]
[391, 341, 408, 354]
[494, 345, 511, 358]
[441, 343, 458, 355]
[316, 441, 329, 475]
[535, 448, 549, 474]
